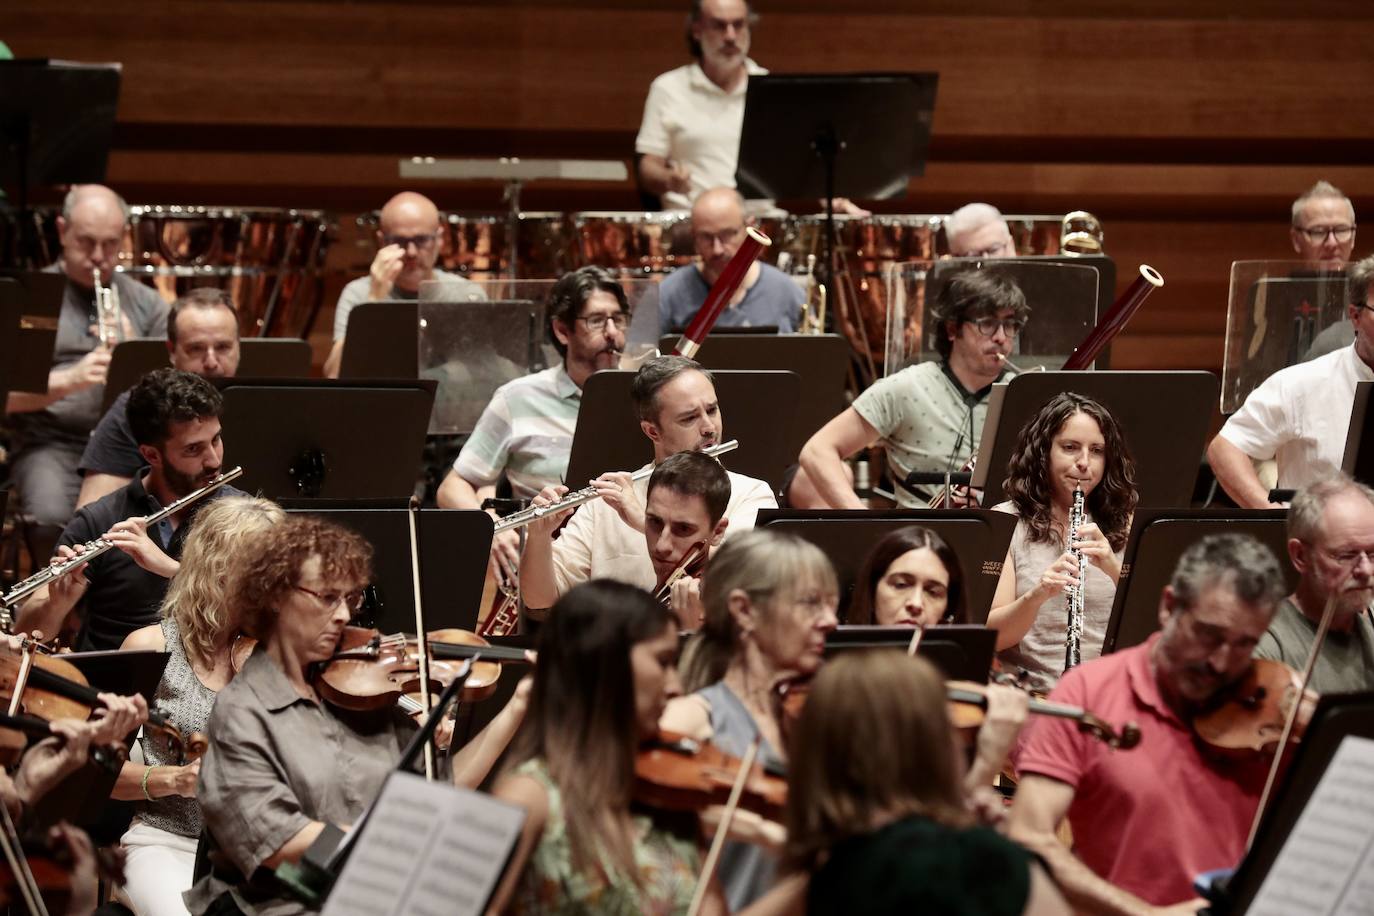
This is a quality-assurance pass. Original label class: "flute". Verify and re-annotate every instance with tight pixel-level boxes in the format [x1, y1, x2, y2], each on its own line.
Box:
[1, 467, 244, 611]
[494, 441, 739, 534]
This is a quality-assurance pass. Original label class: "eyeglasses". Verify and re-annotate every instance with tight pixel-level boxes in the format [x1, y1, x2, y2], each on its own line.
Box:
[1317, 546, 1374, 566]
[694, 227, 745, 248]
[700, 16, 752, 34]
[381, 232, 440, 251]
[970, 316, 1026, 337]
[1295, 225, 1356, 243]
[576, 313, 629, 332]
[294, 585, 366, 613]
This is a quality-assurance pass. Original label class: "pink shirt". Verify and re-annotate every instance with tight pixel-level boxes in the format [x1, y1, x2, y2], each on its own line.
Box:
[1013, 635, 1271, 906]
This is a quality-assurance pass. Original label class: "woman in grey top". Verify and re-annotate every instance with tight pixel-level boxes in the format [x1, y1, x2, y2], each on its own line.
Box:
[115, 495, 285, 916]
[989, 393, 1138, 693]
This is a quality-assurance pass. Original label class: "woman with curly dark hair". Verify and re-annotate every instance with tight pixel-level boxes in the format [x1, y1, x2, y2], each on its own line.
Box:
[987, 392, 1138, 692]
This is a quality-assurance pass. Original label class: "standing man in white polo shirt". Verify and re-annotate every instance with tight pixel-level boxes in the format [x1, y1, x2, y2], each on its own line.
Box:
[1208, 255, 1374, 508]
[635, 0, 765, 210]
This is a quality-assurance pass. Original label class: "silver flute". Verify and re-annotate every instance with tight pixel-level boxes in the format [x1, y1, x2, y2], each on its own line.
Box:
[1065, 481, 1086, 670]
[494, 440, 739, 534]
[1, 466, 244, 613]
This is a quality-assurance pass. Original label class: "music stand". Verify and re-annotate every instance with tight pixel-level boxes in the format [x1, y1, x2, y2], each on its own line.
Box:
[101, 338, 314, 412]
[339, 299, 540, 378]
[565, 370, 802, 492]
[1340, 380, 1374, 488]
[1101, 509, 1293, 654]
[0, 60, 121, 263]
[282, 502, 493, 633]
[1212, 692, 1374, 915]
[0, 271, 63, 403]
[657, 332, 850, 432]
[824, 624, 997, 683]
[970, 371, 1218, 508]
[214, 379, 435, 500]
[755, 508, 1018, 625]
[735, 73, 938, 289]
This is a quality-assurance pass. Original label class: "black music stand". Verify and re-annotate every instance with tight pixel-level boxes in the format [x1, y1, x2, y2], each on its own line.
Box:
[824, 624, 997, 683]
[565, 369, 802, 492]
[1101, 509, 1293, 654]
[0, 60, 121, 265]
[1340, 380, 1374, 488]
[755, 508, 1018, 625]
[657, 332, 850, 432]
[339, 298, 542, 380]
[214, 379, 435, 500]
[970, 371, 1219, 508]
[735, 73, 938, 290]
[100, 337, 314, 412]
[0, 271, 63, 403]
[282, 502, 494, 634]
[1208, 692, 1374, 915]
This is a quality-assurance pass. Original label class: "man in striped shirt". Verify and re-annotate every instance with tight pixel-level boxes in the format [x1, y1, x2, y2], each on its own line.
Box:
[437, 267, 629, 586]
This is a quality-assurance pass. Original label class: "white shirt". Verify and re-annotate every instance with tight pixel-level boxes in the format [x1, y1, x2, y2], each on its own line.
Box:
[544, 467, 776, 601]
[1219, 343, 1374, 489]
[635, 60, 768, 210]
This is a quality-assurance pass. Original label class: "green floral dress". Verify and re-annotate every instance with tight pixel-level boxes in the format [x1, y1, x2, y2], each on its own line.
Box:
[508, 759, 701, 915]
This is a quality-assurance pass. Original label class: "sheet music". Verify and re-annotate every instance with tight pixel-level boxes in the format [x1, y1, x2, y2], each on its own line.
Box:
[1248, 735, 1374, 915]
[322, 772, 525, 916]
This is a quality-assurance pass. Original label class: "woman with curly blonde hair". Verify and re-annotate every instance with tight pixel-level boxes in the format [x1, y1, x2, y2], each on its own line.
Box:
[114, 495, 285, 916]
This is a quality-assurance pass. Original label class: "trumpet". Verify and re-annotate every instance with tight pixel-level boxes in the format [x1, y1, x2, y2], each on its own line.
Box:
[93, 267, 124, 348]
[1, 467, 244, 614]
[493, 441, 739, 534]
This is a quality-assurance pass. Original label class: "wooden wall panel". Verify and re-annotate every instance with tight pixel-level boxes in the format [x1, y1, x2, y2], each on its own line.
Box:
[5, 1, 1374, 375]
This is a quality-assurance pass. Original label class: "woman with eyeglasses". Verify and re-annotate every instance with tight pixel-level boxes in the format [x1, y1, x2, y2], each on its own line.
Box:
[186, 516, 530, 916]
[988, 392, 1138, 693]
[796, 269, 1030, 510]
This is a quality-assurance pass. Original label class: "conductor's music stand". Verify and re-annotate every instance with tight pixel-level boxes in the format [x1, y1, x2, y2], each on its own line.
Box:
[101, 337, 314, 412]
[970, 371, 1219, 509]
[214, 379, 436, 500]
[1101, 509, 1293, 654]
[282, 502, 494, 634]
[0, 60, 122, 266]
[735, 73, 938, 290]
[755, 508, 1018, 625]
[0, 271, 63, 403]
[565, 369, 801, 492]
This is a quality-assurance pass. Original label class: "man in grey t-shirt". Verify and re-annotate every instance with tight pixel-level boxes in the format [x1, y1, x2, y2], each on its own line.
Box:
[1256, 474, 1374, 694]
[323, 191, 484, 377]
[4, 185, 168, 558]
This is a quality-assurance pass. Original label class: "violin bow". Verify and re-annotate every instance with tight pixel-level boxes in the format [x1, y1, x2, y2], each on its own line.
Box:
[0, 799, 48, 916]
[686, 733, 762, 916]
[405, 497, 437, 782]
[1245, 587, 1342, 851]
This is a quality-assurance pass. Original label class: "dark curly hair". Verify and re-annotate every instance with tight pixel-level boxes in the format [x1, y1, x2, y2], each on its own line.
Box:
[234, 516, 373, 641]
[546, 266, 629, 357]
[125, 368, 223, 447]
[847, 526, 965, 625]
[1002, 392, 1137, 551]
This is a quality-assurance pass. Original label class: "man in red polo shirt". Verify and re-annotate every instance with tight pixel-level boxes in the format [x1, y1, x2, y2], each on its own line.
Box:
[1009, 534, 1288, 914]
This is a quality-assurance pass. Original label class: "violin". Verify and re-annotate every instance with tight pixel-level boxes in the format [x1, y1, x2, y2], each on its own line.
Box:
[654, 541, 710, 607]
[0, 712, 127, 774]
[1193, 658, 1311, 755]
[0, 643, 205, 763]
[633, 730, 787, 823]
[0, 822, 125, 915]
[313, 626, 527, 713]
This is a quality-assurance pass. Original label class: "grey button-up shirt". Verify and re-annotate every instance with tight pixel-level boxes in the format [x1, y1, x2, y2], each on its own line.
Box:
[185, 645, 410, 915]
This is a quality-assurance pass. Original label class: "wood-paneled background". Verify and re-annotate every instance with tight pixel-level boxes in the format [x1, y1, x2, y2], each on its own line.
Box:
[6, 0, 1374, 371]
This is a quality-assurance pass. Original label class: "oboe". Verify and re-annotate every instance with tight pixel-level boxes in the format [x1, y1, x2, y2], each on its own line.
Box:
[1065, 481, 1086, 670]
[493, 441, 739, 534]
[1, 466, 244, 613]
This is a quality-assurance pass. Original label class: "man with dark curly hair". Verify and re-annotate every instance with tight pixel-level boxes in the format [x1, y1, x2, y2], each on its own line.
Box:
[15, 368, 239, 650]
[798, 269, 1030, 508]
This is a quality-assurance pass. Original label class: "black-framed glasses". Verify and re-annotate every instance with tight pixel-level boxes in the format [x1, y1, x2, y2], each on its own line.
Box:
[970, 316, 1026, 337]
[294, 585, 366, 613]
[381, 232, 440, 251]
[1295, 225, 1356, 243]
[575, 313, 630, 332]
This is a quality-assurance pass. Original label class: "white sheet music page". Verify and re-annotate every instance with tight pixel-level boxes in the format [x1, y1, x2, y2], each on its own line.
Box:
[321, 772, 526, 916]
[1248, 734, 1374, 915]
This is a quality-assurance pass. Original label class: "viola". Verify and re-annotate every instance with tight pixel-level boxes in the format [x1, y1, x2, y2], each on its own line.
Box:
[1193, 658, 1311, 755]
[313, 626, 527, 713]
[633, 730, 787, 823]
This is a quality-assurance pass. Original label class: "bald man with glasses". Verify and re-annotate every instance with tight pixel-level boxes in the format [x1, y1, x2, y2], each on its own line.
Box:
[324, 191, 485, 378]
